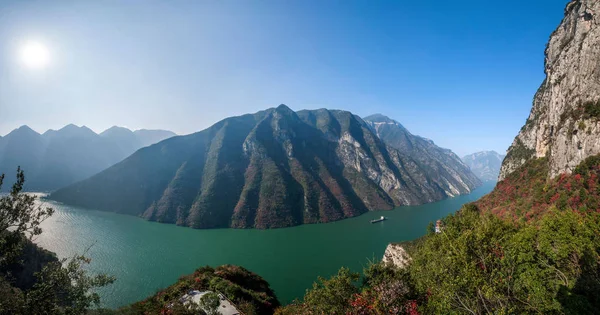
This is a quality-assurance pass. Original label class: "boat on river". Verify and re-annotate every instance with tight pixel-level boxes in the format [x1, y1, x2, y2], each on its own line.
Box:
[370, 216, 387, 223]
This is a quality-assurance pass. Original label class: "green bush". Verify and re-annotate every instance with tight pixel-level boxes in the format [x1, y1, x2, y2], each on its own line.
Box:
[584, 100, 600, 119]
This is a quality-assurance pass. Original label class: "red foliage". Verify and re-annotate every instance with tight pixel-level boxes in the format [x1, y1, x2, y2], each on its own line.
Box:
[569, 195, 581, 209]
[405, 300, 419, 315]
[477, 261, 486, 271]
[476, 156, 600, 223]
[550, 193, 561, 204]
[348, 293, 374, 315]
[559, 173, 568, 184]
[564, 181, 572, 191]
[589, 173, 597, 191]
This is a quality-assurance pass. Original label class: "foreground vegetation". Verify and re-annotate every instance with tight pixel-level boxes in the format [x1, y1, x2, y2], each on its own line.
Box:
[0, 168, 114, 315]
[276, 155, 600, 314]
[5, 154, 600, 314]
[117, 265, 280, 315]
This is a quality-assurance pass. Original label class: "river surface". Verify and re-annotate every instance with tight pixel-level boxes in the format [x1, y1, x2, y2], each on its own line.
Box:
[34, 181, 495, 308]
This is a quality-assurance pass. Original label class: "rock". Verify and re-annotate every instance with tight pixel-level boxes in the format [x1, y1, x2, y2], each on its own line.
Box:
[500, 0, 600, 180]
[382, 243, 411, 268]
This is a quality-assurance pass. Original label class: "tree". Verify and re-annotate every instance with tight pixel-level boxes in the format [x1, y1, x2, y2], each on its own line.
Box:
[199, 292, 221, 315]
[0, 167, 115, 315]
[274, 267, 360, 315]
[0, 167, 54, 269]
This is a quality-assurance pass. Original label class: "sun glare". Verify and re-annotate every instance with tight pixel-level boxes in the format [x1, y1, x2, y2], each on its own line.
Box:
[19, 41, 50, 69]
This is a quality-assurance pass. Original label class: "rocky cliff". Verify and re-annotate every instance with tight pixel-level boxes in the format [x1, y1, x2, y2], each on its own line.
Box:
[364, 114, 481, 196]
[382, 243, 411, 268]
[500, 0, 600, 180]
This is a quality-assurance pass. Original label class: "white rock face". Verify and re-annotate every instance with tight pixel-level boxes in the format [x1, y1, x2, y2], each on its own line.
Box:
[500, 0, 600, 180]
[382, 243, 412, 268]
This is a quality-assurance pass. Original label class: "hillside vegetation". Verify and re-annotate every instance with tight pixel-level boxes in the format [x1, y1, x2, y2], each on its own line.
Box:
[276, 155, 600, 314]
[478, 156, 600, 222]
[0, 169, 114, 315]
[115, 265, 280, 315]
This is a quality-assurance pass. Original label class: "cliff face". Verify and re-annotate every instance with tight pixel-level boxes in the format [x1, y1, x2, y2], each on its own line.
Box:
[364, 114, 481, 197]
[382, 243, 411, 268]
[500, 0, 600, 180]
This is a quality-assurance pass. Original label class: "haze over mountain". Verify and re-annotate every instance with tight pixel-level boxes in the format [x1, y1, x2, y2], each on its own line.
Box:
[0, 125, 175, 191]
[462, 151, 505, 182]
[50, 105, 481, 229]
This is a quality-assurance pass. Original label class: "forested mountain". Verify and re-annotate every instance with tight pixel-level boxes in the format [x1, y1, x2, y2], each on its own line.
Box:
[0, 125, 175, 191]
[50, 105, 480, 229]
[461, 151, 505, 181]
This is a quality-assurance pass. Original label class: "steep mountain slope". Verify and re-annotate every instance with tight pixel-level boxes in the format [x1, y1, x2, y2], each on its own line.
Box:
[99, 127, 177, 161]
[0, 126, 46, 184]
[99, 126, 141, 161]
[50, 105, 481, 229]
[133, 129, 177, 147]
[0, 125, 175, 191]
[34, 125, 124, 191]
[363, 114, 481, 194]
[462, 151, 505, 181]
[500, 0, 600, 180]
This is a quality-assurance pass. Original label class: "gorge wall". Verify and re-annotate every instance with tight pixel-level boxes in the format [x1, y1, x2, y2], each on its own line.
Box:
[500, 0, 600, 180]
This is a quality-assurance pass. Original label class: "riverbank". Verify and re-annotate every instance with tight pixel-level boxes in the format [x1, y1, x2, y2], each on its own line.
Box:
[35, 181, 496, 308]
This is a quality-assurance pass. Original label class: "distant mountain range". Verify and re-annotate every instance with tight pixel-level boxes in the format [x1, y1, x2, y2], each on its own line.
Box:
[461, 151, 505, 182]
[364, 114, 480, 191]
[50, 105, 481, 229]
[0, 125, 175, 191]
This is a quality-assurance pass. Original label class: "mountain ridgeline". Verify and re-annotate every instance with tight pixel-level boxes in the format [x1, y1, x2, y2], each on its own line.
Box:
[364, 114, 481, 190]
[50, 106, 480, 229]
[0, 125, 175, 191]
[461, 151, 505, 182]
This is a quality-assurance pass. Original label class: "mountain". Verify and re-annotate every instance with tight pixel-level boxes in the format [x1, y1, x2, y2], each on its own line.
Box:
[0, 126, 47, 185]
[0, 125, 175, 191]
[363, 114, 481, 193]
[50, 105, 480, 229]
[500, 0, 600, 180]
[99, 126, 141, 161]
[461, 151, 505, 181]
[99, 127, 176, 161]
[280, 3, 600, 314]
[134, 129, 177, 147]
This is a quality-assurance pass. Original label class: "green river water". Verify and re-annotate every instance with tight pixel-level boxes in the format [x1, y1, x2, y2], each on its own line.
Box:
[35, 181, 495, 309]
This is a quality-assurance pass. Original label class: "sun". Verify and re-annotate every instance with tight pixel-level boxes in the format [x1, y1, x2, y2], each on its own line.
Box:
[19, 41, 50, 69]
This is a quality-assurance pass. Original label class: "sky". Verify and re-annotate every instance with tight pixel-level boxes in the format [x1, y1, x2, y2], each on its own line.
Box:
[0, 0, 569, 157]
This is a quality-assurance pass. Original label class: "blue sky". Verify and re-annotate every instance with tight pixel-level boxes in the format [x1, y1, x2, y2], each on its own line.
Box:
[0, 0, 568, 156]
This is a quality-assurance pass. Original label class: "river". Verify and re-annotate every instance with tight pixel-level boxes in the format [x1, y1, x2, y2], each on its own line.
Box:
[34, 181, 495, 309]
